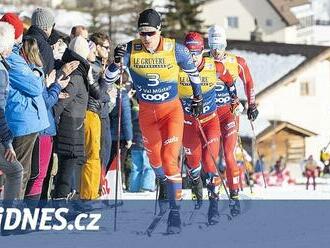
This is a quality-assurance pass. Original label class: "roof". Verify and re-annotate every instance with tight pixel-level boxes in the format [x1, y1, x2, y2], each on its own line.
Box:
[227, 39, 330, 99]
[239, 118, 317, 140]
[267, 0, 311, 26]
[257, 120, 317, 142]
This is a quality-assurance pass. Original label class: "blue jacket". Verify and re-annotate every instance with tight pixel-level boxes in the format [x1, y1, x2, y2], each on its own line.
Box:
[29, 65, 61, 136]
[41, 83, 61, 136]
[5, 44, 49, 137]
[110, 90, 133, 141]
[0, 59, 14, 149]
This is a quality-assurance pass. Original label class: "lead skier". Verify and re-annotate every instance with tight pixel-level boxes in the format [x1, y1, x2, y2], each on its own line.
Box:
[105, 9, 203, 234]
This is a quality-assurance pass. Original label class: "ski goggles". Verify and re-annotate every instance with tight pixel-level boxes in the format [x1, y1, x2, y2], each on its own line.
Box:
[190, 50, 203, 56]
[209, 43, 226, 51]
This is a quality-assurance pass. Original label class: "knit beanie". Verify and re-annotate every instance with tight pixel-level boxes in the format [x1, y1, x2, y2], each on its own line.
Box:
[0, 12, 23, 39]
[0, 22, 15, 53]
[31, 8, 55, 30]
[69, 36, 90, 59]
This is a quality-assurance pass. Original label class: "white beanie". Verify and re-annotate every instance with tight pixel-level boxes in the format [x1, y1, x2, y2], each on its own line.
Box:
[208, 25, 227, 50]
[0, 22, 15, 54]
[69, 36, 90, 59]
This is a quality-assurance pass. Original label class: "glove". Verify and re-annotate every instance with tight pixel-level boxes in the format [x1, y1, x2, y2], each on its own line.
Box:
[191, 96, 203, 117]
[247, 103, 259, 121]
[114, 44, 127, 64]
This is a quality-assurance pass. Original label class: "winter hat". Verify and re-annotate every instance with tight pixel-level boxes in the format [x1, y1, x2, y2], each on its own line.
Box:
[69, 36, 90, 59]
[138, 9, 161, 32]
[184, 32, 204, 52]
[0, 22, 15, 53]
[0, 12, 24, 39]
[31, 8, 55, 30]
[208, 25, 227, 50]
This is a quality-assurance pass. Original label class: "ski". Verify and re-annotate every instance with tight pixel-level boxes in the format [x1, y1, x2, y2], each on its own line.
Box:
[136, 209, 168, 237]
[183, 207, 205, 226]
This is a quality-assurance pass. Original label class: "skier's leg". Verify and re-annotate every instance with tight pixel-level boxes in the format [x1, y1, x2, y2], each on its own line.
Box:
[183, 115, 203, 208]
[159, 100, 184, 234]
[199, 115, 221, 224]
[220, 110, 240, 216]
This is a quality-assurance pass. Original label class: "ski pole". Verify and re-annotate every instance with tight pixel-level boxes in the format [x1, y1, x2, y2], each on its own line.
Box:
[249, 120, 267, 188]
[237, 135, 254, 194]
[114, 53, 125, 232]
[196, 118, 230, 200]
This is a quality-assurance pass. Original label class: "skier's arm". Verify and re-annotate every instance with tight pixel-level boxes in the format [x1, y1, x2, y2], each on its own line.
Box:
[237, 56, 256, 106]
[175, 43, 202, 98]
[104, 42, 131, 85]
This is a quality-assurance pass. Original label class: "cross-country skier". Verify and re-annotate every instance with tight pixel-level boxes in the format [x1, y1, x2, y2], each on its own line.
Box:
[105, 9, 203, 234]
[207, 25, 259, 216]
[178, 32, 221, 225]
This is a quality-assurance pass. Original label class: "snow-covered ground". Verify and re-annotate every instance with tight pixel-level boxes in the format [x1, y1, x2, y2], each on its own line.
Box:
[1, 183, 329, 248]
[122, 182, 330, 200]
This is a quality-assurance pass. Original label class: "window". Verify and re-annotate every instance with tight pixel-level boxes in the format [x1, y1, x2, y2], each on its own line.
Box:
[266, 19, 273, 27]
[300, 81, 314, 96]
[227, 16, 239, 28]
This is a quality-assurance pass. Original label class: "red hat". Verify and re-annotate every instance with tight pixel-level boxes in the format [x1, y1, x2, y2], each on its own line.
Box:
[184, 32, 204, 52]
[0, 13, 24, 39]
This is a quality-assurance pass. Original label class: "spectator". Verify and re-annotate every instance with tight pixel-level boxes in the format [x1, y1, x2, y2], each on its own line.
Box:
[89, 32, 114, 170]
[0, 13, 49, 198]
[26, 8, 56, 74]
[304, 155, 320, 190]
[255, 154, 265, 173]
[0, 21, 23, 202]
[80, 40, 103, 200]
[20, 36, 70, 201]
[70, 25, 88, 40]
[129, 95, 155, 192]
[53, 36, 90, 199]
[108, 71, 133, 190]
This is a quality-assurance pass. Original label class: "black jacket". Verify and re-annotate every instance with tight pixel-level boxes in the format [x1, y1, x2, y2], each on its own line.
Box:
[54, 48, 90, 158]
[87, 58, 110, 116]
[25, 25, 54, 75]
[53, 48, 90, 121]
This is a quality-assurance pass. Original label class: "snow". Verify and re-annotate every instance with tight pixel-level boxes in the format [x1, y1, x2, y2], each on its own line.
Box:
[53, 9, 92, 35]
[2, 184, 330, 248]
[229, 49, 306, 100]
[313, 25, 330, 46]
[238, 117, 271, 138]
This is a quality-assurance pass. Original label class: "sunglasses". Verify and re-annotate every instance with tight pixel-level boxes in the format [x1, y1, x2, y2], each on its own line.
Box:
[139, 31, 157, 37]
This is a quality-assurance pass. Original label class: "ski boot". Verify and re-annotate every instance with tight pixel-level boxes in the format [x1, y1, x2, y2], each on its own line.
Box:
[191, 175, 203, 209]
[207, 181, 220, 225]
[166, 208, 181, 234]
[229, 189, 241, 217]
[157, 177, 169, 214]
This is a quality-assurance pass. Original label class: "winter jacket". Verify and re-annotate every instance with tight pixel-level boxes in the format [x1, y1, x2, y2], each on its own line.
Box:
[0, 59, 14, 149]
[53, 48, 89, 158]
[5, 44, 49, 137]
[53, 48, 90, 120]
[25, 26, 54, 75]
[88, 58, 110, 116]
[110, 90, 133, 141]
[28, 65, 62, 136]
